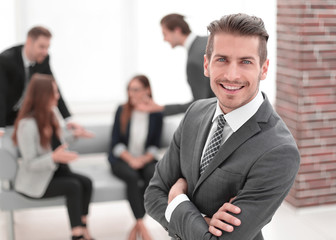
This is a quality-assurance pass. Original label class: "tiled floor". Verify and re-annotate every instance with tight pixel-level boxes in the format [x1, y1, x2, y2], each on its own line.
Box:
[1, 200, 335, 240]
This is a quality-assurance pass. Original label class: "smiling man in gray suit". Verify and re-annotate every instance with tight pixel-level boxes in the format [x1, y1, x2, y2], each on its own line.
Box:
[144, 13, 300, 240]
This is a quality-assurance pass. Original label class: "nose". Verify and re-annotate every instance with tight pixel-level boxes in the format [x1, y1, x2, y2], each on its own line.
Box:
[225, 63, 240, 81]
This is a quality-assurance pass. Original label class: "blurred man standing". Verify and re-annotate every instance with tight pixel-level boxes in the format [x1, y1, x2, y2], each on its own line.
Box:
[139, 13, 215, 116]
[0, 26, 81, 139]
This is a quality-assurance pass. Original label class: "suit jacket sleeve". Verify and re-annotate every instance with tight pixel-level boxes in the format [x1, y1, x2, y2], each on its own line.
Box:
[168, 144, 300, 240]
[163, 71, 211, 116]
[17, 119, 57, 171]
[0, 62, 8, 128]
[147, 112, 163, 148]
[144, 109, 187, 231]
[108, 106, 123, 164]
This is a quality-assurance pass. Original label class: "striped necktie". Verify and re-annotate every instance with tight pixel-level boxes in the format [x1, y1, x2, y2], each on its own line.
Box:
[200, 114, 226, 175]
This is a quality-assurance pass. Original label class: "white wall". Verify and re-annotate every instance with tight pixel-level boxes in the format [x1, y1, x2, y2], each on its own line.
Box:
[0, 0, 277, 121]
[0, 1, 17, 50]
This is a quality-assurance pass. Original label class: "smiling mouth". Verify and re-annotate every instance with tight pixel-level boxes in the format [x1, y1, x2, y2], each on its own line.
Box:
[220, 83, 244, 91]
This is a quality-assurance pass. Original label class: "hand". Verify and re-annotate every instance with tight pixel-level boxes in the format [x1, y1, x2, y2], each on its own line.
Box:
[168, 178, 188, 204]
[66, 121, 85, 132]
[135, 98, 164, 113]
[67, 122, 94, 138]
[52, 144, 78, 163]
[72, 127, 95, 138]
[120, 151, 143, 169]
[127, 156, 145, 170]
[206, 200, 241, 236]
[137, 153, 154, 165]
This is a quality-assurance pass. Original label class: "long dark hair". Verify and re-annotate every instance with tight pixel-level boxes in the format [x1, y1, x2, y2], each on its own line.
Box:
[120, 75, 152, 134]
[12, 73, 60, 149]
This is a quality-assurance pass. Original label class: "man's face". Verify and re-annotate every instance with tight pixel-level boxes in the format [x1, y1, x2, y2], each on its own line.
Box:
[26, 36, 50, 63]
[204, 33, 269, 114]
[161, 25, 181, 48]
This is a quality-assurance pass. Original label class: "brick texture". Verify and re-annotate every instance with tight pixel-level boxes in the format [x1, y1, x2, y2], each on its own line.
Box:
[276, 0, 336, 207]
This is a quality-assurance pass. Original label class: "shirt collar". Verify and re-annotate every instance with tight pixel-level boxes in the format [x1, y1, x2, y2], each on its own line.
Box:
[184, 33, 197, 51]
[212, 90, 264, 132]
[22, 46, 36, 68]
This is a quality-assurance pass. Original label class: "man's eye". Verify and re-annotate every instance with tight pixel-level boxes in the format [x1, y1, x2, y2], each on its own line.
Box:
[218, 58, 226, 62]
[242, 60, 252, 64]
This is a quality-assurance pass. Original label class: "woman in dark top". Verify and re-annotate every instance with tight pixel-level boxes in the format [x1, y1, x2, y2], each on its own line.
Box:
[108, 75, 163, 240]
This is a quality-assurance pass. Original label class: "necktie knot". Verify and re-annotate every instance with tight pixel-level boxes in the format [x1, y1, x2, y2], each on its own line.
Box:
[218, 114, 226, 128]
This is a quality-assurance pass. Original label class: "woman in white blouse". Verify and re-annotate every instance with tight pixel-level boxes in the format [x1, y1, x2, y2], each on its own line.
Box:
[12, 73, 94, 240]
[108, 75, 163, 240]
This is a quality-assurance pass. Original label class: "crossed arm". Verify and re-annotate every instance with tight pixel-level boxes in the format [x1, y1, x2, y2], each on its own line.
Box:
[168, 178, 241, 237]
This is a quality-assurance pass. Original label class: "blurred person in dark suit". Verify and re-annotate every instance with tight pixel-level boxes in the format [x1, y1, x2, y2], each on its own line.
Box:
[0, 26, 83, 140]
[138, 13, 215, 116]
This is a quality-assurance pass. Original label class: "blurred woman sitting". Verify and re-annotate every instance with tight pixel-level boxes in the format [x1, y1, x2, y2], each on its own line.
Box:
[108, 75, 163, 240]
[12, 73, 94, 240]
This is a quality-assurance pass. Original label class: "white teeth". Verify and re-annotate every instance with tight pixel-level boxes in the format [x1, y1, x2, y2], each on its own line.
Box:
[223, 85, 241, 90]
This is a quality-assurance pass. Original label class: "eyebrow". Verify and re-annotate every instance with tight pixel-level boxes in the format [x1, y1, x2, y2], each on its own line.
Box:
[240, 56, 257, 61]
[213, 54, 257, 61]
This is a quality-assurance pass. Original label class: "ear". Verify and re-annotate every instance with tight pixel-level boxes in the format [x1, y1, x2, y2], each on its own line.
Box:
[204, 54, 210, 77]
[260, 59, 269, 80]
[174, 27, 182, 34]
[25, 37, 32, 47]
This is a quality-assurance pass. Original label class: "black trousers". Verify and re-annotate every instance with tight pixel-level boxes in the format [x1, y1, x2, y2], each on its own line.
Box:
[111, 159, 157, 219]
[41, 164, 93, 228]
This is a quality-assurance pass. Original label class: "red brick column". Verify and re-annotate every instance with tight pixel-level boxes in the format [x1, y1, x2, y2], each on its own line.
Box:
[276, 0, 336, 207]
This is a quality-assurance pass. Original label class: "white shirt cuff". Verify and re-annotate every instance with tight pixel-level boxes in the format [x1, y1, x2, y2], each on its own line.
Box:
[146, 146, 159, 157]
[165, 194, 190, 222]
[64, 116, 73, 122]
[113, 143, 127, 157]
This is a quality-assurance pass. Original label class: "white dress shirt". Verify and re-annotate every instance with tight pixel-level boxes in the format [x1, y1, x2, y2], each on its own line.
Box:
[165, 90, 264, 222]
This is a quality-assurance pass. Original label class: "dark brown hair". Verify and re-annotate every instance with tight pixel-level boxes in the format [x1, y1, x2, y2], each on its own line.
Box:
[12, 74, 60, 149]
[27, 26, 52, 40]
[160, 13, 191, 35]
[120, 75, 152, 134]
[206, 13, 269, 66]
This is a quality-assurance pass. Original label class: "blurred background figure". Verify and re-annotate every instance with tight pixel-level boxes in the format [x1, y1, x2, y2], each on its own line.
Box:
[137, 13, 215, 116]
[0, 26, 83, 140]
[12, 73, 95, 240]
[108, 75, 163, 240]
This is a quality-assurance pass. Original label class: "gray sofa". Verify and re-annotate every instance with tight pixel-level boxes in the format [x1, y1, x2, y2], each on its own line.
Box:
[0, 115, 181, 240]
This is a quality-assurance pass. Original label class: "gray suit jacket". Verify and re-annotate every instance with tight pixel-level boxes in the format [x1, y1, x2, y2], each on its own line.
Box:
[164, 36, 215, 116]
[145, 94, 300, 240]
[14, 117, 74, 198]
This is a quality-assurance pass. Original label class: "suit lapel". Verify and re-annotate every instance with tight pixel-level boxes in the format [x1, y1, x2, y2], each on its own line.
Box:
[191, 105, 215, 186]
[192, 96, 272, 195]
